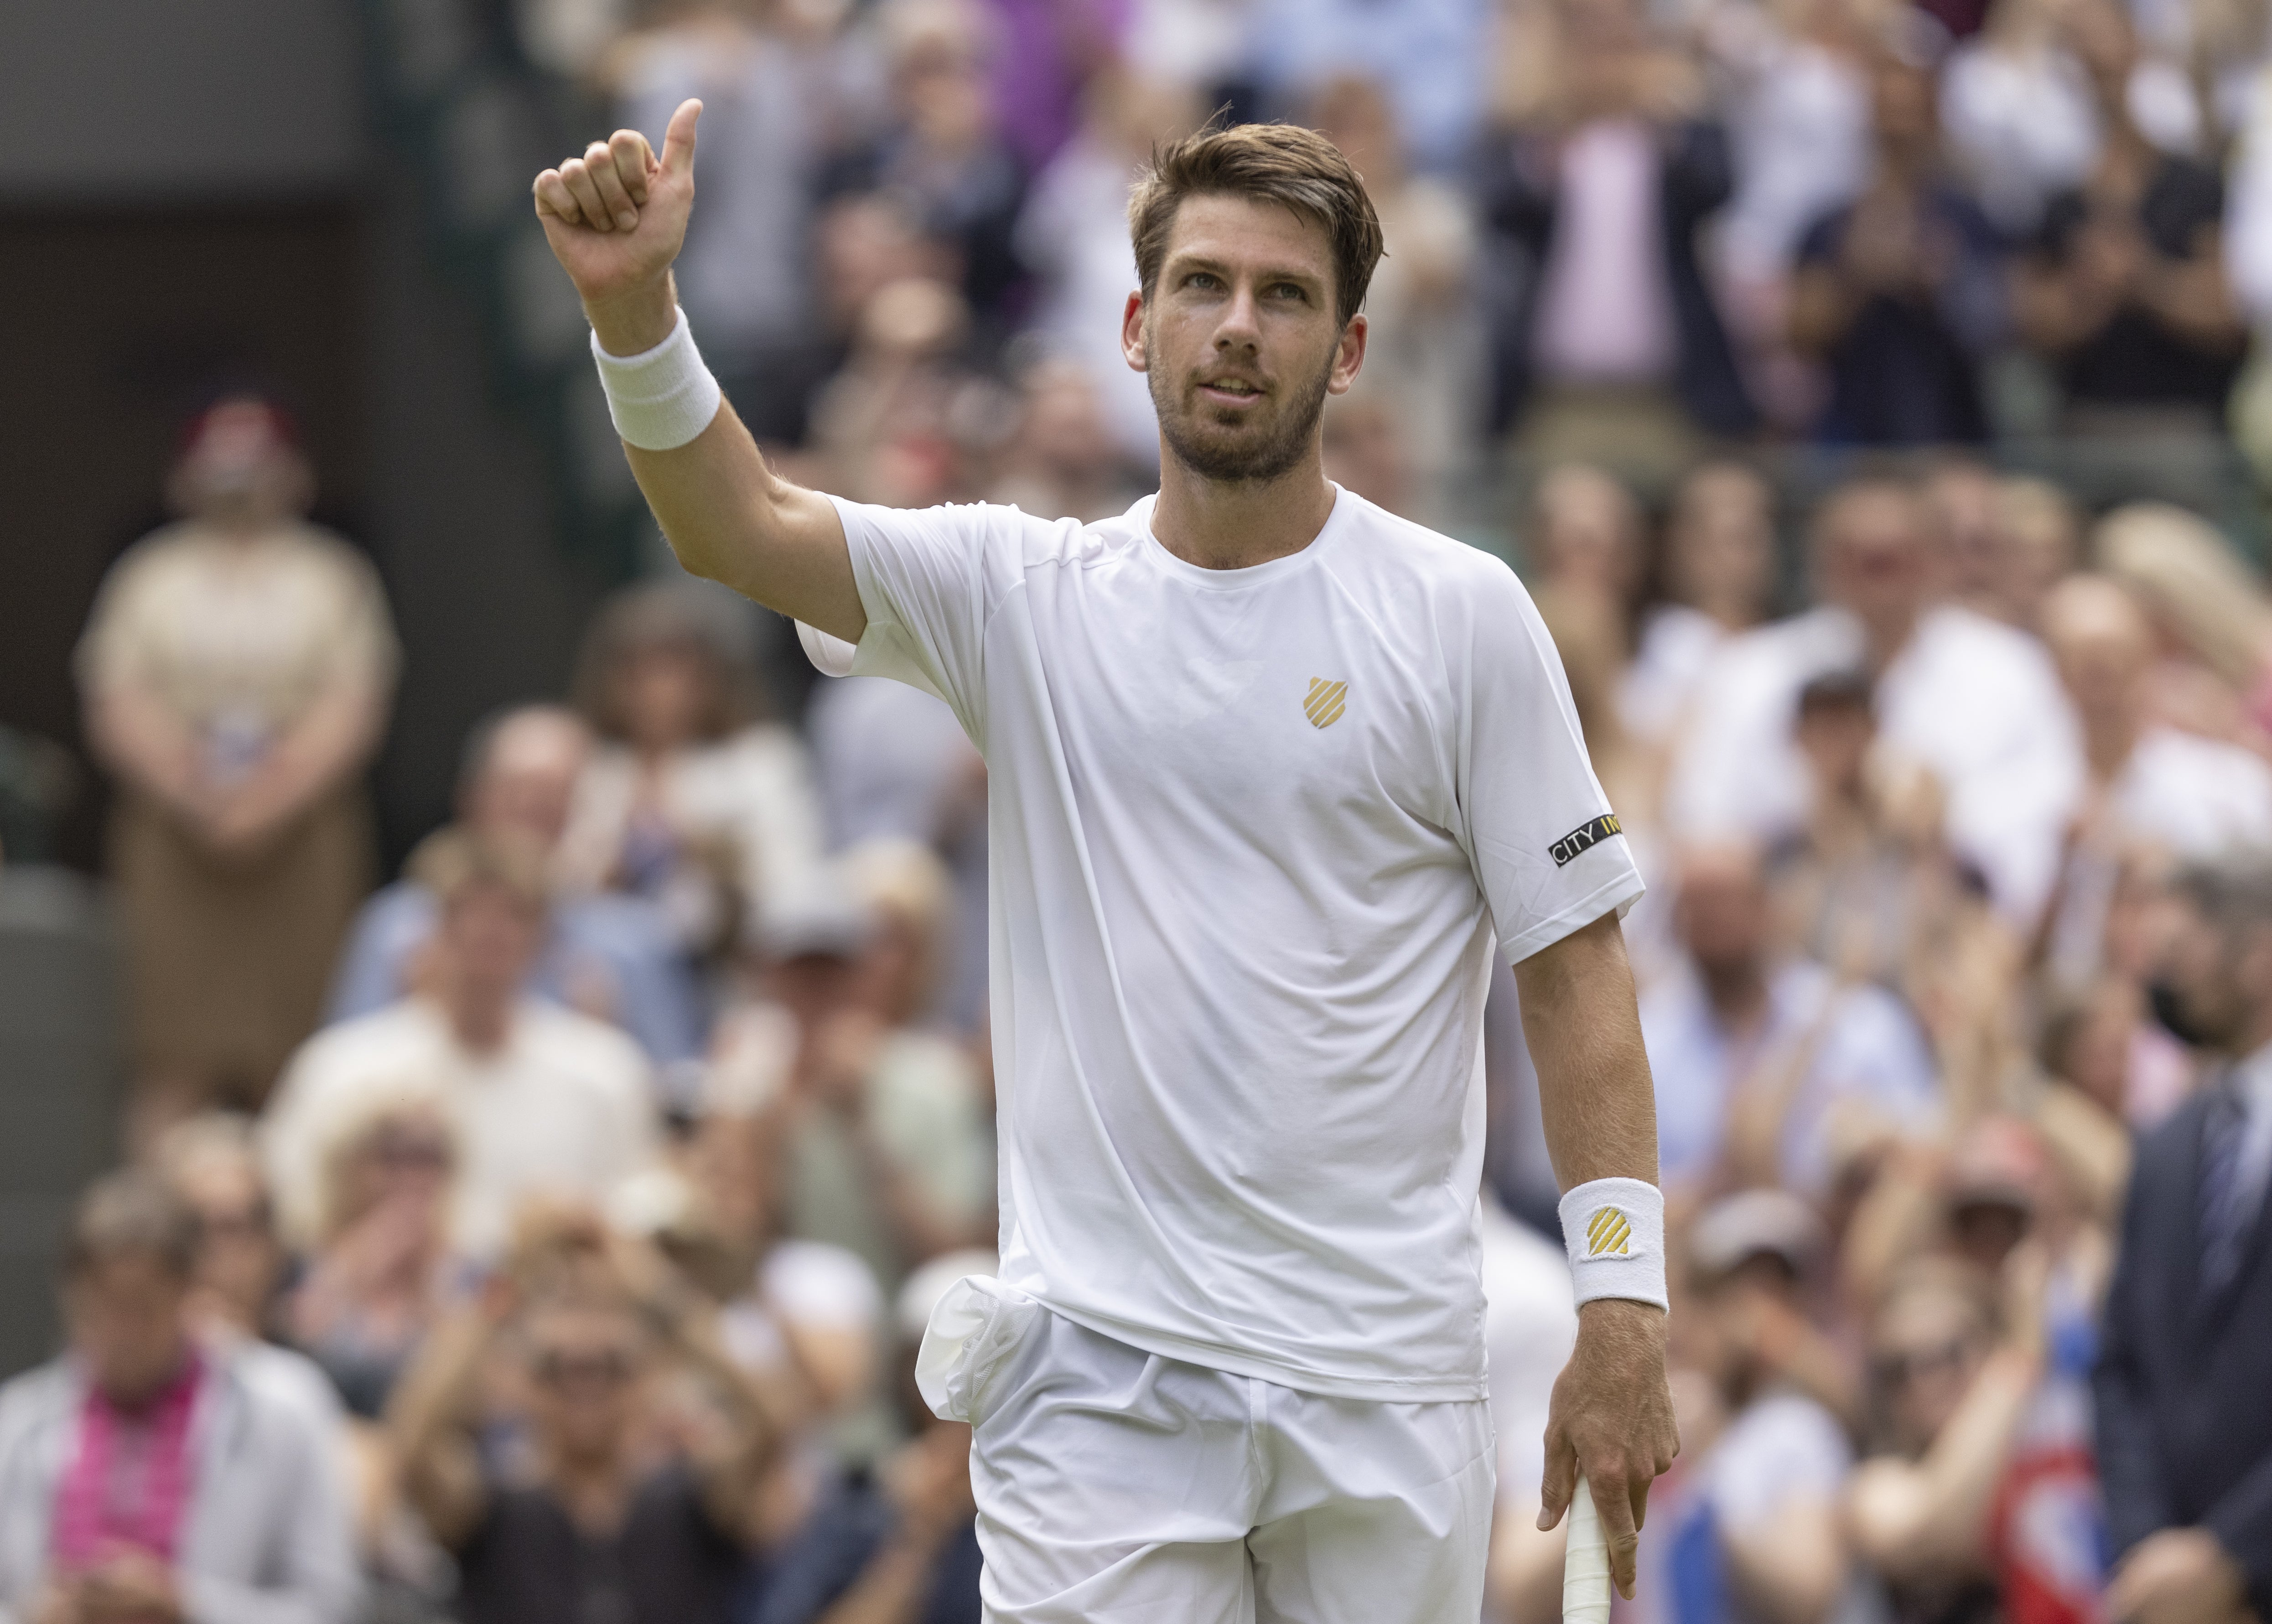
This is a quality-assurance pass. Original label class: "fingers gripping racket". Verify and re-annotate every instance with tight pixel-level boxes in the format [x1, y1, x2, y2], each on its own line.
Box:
[1563, 1477, 1613, 1624]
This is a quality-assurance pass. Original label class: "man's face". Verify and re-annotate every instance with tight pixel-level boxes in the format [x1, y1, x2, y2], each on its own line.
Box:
[522, 1304, 648, 1463]
[2152, 897, 2263, 1052]
[469, 721, 589, 851]
[1124, 193, 1364, 485]
[66, 1256, 191, 1407]
[1820, 488, 1932, 632]
[438, 882, 545, 1008]
[1675, 853, 1769, 977]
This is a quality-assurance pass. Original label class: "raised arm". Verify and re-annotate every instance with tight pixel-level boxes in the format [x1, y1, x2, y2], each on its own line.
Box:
[532, 100, 864, 641]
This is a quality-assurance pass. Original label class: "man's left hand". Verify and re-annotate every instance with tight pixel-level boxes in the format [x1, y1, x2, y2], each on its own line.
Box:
[75, 1551, 181, 1624]
[1537, 1297, 1680, 1600]
[2109, 1529, 2250, 1624]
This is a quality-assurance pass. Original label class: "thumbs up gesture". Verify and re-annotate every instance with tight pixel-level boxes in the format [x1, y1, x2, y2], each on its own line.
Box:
[533, 98, 702, 347]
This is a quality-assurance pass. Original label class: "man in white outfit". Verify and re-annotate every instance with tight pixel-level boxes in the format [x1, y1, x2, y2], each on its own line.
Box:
[532, 105, 1679, 1622]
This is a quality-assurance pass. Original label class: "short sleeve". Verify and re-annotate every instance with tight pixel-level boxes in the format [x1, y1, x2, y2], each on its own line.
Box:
[826, 496, 1007, 739]
[1454, 561, 1645, 963]
[74, 541, 166, 695]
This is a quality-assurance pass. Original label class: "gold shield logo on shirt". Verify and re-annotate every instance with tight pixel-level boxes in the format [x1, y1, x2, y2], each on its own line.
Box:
[1303, 678, 1348, 729]
[1586, 1208, 1632, 1257]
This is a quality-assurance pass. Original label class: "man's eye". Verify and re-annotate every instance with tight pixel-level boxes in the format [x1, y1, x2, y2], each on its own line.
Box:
[1188, 272, 1220, 290]
[1270, 283, 1306, 301]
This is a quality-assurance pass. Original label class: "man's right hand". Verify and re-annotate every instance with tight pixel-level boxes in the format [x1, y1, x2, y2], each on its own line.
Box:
[533, 98, 702, 354]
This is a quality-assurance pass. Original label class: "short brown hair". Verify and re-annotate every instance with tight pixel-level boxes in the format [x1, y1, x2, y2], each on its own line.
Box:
[1128, 121, 1385, 326]
[408, 826, 552, 912]
[65, 1170, 200, 1284]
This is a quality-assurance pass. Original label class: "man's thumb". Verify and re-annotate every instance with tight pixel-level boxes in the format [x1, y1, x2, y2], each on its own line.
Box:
[662, 98, 702, 176]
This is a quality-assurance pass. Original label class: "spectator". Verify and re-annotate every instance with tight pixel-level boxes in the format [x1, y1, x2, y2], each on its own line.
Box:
[1982, 476, 2082, 632]
[1669, 475, 2084, 925]
[744, 1252, 986, 1624]
[610, 0, 838, 443]
[710, 879, 992, 1298]
[2097, 858, 2272, 1624]
[1787, 20, 2008, 446]
[389, 1211, 777, 1624]
[2013, 0, 2246, 434]
[1477, 0, 1756, 482]
[1245, 0, 1490, 174]
[807, 277, 982, 510]
[1638, 1191, 1857, 1624]
[284, 1087, 461, 1421]
[1847, 1253, 2069, 1624]
[558, 581, 827, 966]
[1643, 843, 1940, 1196]
[152, 1113, 290, 1346]
[985, 356, 1147, 523]
[1309, 72, 1488, 502]
[329, 704, 706, 1066]
[1621, 459, 1779, 747]
[2039, 575, 2272, 990]
[1939, 0, 2101, 234]
[1320, 393, 1421, 520]
[1012, 65, 1199, 465]
[978, 0, 1129, 176]
[76, 397, 399, 1148]
[1524, 463, 1647, 614]
[263, 829, 660, 1262]
[0, 1171, 361, 1624]
[822, 0, 1027, 344]
[2096, 503, 2272, 751]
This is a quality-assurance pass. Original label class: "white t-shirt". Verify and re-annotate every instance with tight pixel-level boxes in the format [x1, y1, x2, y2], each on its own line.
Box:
[261, 998, 660, 1260]
[811, 485, 1643, 1400]
[1666, 604, 2083, 924]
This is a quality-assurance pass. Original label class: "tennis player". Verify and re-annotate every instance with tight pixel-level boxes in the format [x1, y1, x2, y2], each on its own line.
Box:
[534, 103, 1678, 1623]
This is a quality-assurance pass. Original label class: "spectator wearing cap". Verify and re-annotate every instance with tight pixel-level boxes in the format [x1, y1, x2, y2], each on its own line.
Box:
[327, 704, 706, 1066]
[1669, 476, 2084, 926]
[1787, 18, 2008, 447]
[2097, 859, 2272, 1624]
[556, 581, 827, 973]
[261, 828, 660, 1263]
[76, 396, 399, 1148]
[1637, 1190, 1857, 1624]
[1642, 843, 1940, 1197]
[0, 1171, 362, 1624]
[709, 870, 994, 1301]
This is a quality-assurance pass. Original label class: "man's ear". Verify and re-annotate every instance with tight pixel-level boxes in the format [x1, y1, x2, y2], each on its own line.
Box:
[1120, 290, 1149, 373]
[1327, 312, 1368, 397]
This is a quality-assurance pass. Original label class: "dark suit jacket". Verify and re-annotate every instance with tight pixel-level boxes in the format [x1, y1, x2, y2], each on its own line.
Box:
[2094, 1090, 2272, 1615]
[1472, 118, 1758, 439]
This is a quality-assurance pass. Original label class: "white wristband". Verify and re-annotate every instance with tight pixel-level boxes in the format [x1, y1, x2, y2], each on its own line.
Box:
[1559, 1177, 1669, 1310]
[590, 308, 723, 451]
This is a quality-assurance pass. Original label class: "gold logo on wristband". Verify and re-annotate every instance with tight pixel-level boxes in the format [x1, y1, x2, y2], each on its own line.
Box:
[1585, 1207, 1633, 1258]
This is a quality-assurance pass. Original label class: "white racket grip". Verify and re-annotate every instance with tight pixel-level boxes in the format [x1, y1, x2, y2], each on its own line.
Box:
[1564, 1476, 1613, 1624]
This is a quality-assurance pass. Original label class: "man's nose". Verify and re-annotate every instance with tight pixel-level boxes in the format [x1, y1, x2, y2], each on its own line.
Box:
[1215, 285, 1261, 350]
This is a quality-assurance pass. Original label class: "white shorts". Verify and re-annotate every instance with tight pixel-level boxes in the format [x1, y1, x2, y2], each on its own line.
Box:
[920, 1277, 1496, 1624]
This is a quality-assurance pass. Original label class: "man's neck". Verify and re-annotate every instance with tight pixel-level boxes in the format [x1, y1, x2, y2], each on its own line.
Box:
[1149, 444, 1337, 572]
[1857, 605, 1922, 675]
[445, 992, 514, 1055]
[2082, 703, 2143, 782]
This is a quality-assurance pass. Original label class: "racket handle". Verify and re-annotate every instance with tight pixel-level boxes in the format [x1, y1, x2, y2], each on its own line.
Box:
[1563, 1475, 1613, 1624]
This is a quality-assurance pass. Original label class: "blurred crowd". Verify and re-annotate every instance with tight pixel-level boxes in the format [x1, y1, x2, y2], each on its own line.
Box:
[10, 0, 2272, 1621]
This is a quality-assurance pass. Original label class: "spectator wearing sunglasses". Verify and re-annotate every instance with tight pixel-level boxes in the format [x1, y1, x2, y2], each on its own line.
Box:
[389, 1206, 781, 1624]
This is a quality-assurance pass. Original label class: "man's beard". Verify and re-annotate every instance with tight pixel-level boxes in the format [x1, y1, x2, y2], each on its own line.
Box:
[1149, 343, 1335, 485]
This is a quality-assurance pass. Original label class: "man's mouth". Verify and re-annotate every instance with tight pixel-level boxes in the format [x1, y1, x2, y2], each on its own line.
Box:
[1197, 376, 1266, 405]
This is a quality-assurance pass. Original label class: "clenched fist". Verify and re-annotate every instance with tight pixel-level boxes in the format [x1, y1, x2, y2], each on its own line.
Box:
[533, 97, 702, 352]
